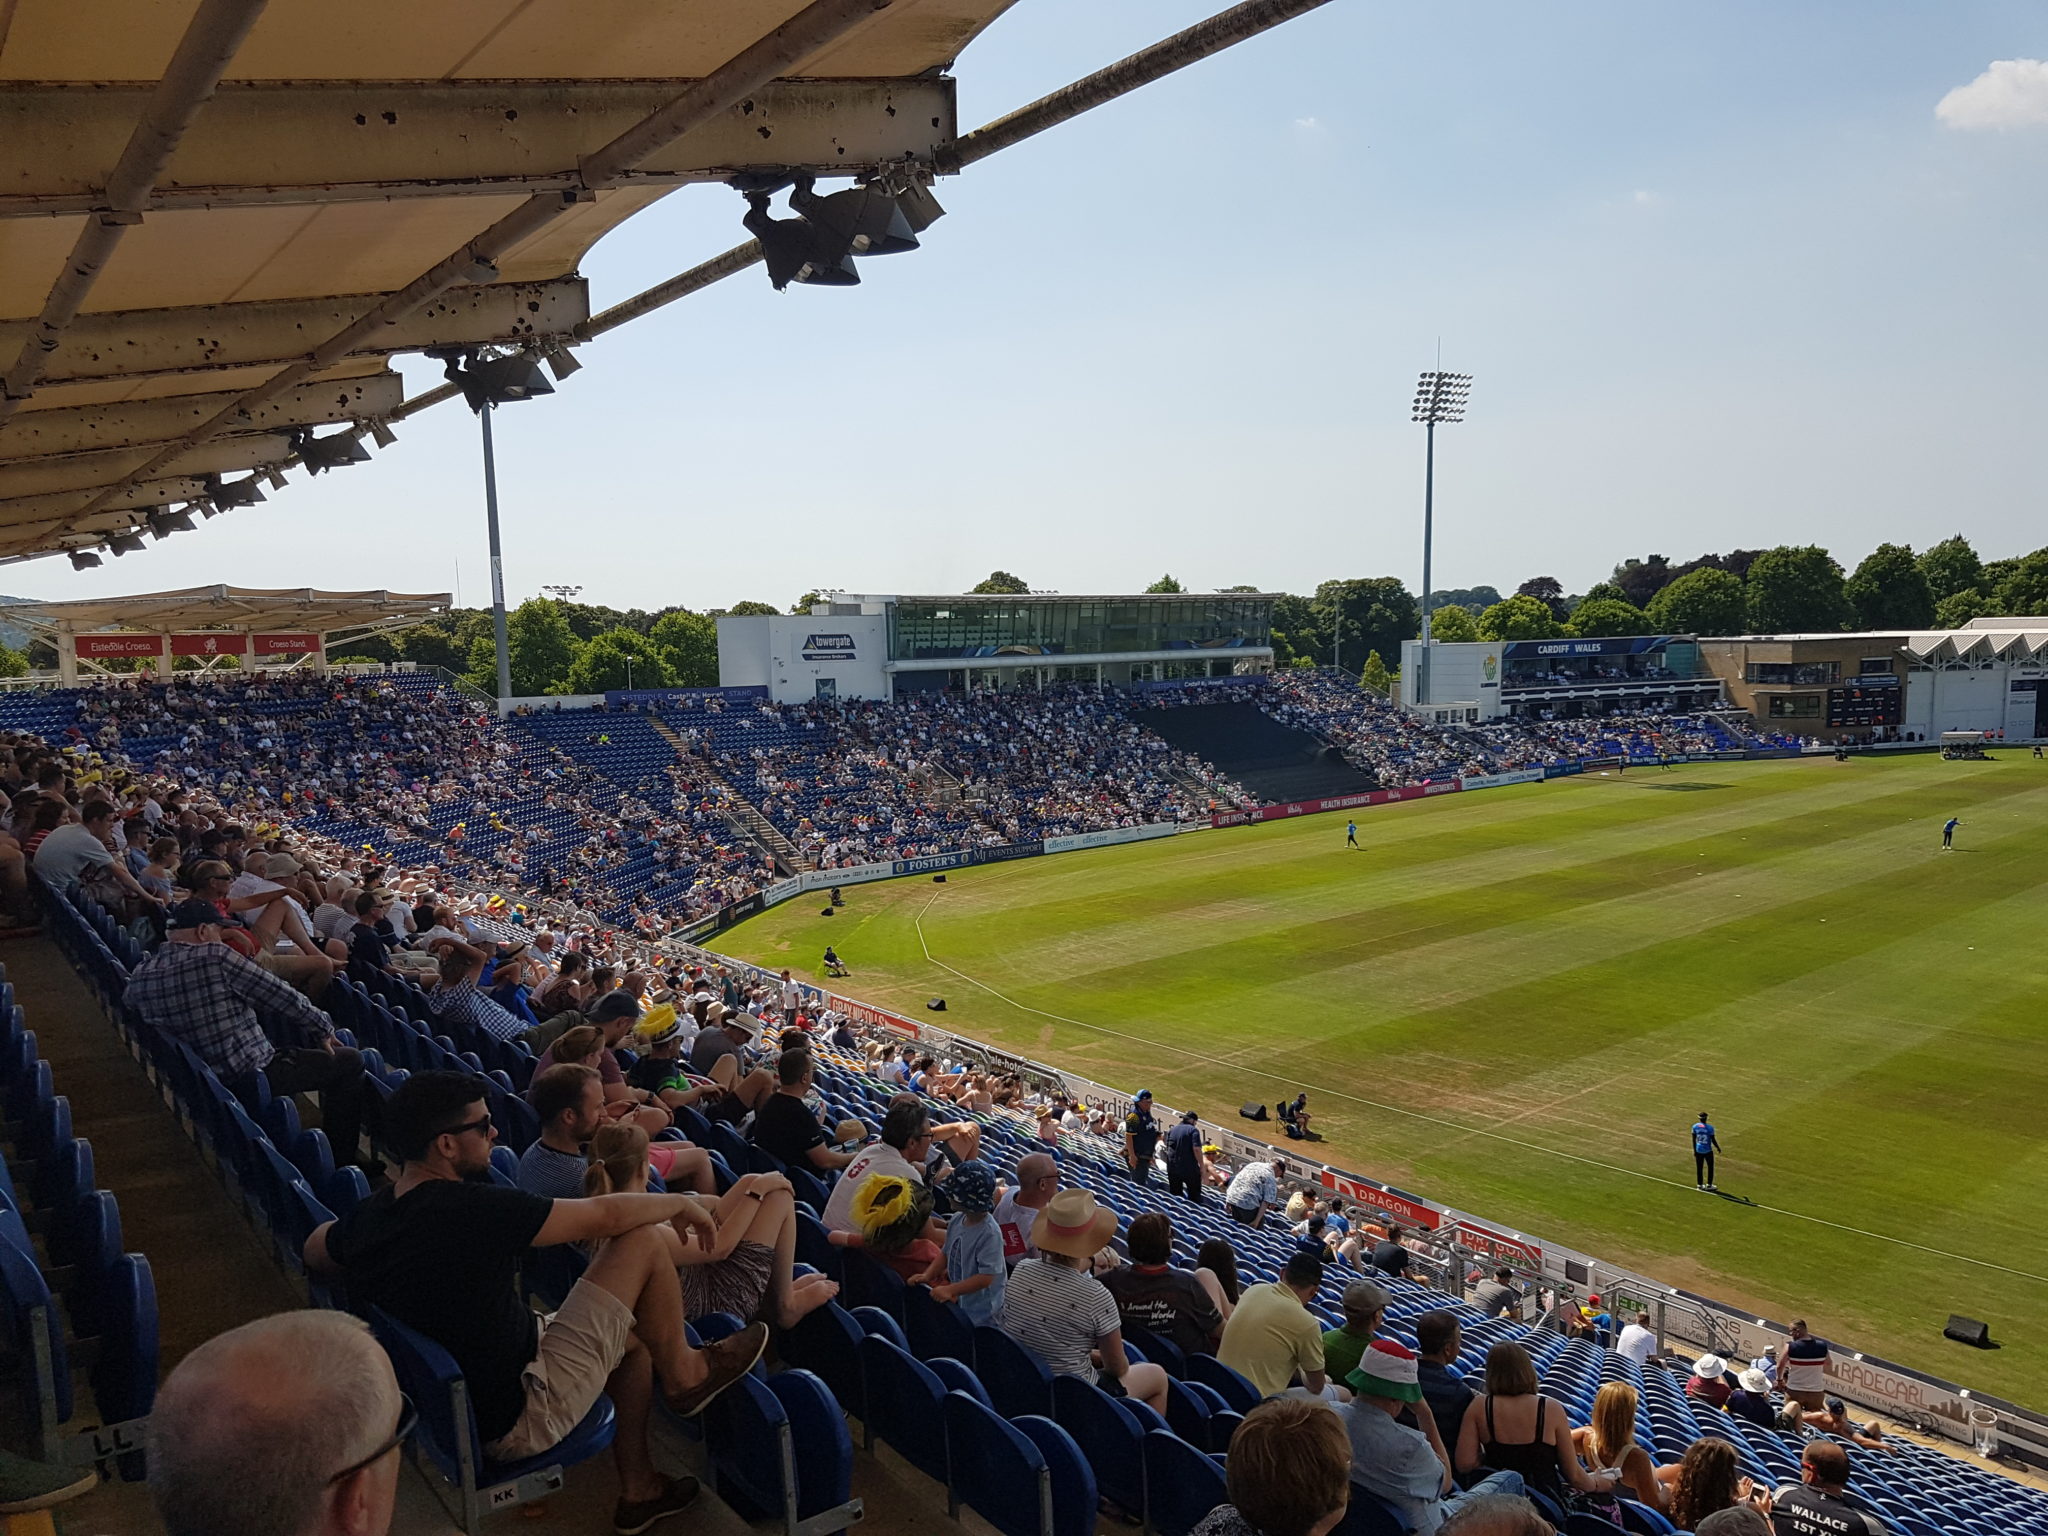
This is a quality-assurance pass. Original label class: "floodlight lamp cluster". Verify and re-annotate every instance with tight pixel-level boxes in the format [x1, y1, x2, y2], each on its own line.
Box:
[738, 170, 945, 291]
[1412, 370, 1472, 425]
[290, 426, 372, 474]
[430, 347, 558, 414]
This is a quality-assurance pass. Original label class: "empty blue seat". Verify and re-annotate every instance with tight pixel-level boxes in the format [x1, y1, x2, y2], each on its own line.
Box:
[945, 1390, 1095, 1536]
[1051, 1373, 1146, 1521]
[781, 1300, 865, 1420]
[1334, 1483, 1416, 1536]
[368, 1306, 616, 1535]
[858, 1333, 951, 1483]
[702, 1367, 861, 1536]
[1186, 1352, 1262, 1412]
[974, 1323, 1055, 1420]
[904, 1283, 978, 1363]
[1142, 1429, 1226, 1536]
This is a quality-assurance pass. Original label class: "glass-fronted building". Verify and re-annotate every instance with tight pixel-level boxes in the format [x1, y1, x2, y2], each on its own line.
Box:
[717, 592, 1278, 703]
[1399, 634, 1725, 722]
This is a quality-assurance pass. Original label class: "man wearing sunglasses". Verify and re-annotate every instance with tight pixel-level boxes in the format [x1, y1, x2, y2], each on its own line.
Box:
[149, 1309, 405, 1536]
[307, 1071, 765, 1535]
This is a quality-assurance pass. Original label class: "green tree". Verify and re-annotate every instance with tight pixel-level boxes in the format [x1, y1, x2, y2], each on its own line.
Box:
[1645, 567, 1747, 636]
[1515, 576, 1570, 621]
[1845, 543, 1934, 629]
[1220, 584, 1262, 593]
[1426, 585, 1502, 615]
[969, 571, 1029, 594]
[1314, 578, 1420, 667]
[1476, 593, 1564, 641]
[1144, 574, 1185, 594]
[1565, 596, 1648, 638]
[790, 592, 825, 614]
[1933, 588, 1996, 629]
[1359, 650, 1392, 697]
[1611, 556, 1674, 609]
[649, 609, 719, 687]
[465, 597, 580, 697]
[397, 610, 492, 672]
[1744, 545, 1850, 633]
[1270, 593, 1319, 665]
[1579, 581, 1630, 606]
[566, 629, 675, 693]
[0, 646, 28, 679]
[1993, 548, 2048, 615]
[1916, 535, 1982, 604]
[723, 600, 780, 617]
[1426, 602, 1479, 642]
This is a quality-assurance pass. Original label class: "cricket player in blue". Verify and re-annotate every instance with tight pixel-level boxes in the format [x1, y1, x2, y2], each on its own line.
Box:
[1942, 816, 1960, 850]
[1345, 820, 1359, 848]
[1692, 1113, 1722, 1191]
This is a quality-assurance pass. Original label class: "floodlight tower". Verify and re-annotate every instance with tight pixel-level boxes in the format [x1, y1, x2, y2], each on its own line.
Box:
[1411, 370, 1471, 709]
[434, 349, 558, 706]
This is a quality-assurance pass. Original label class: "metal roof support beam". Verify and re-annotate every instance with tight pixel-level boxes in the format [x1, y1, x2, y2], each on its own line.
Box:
[938, 0, 1336, 172]
[2, 281, 588, 393]
[0, 78, 955, 216]
[0, 480, 211, 535]
[0, 433, 294, 504]
[0, 373, 402, 462]
[563, 0, 1342, 340]
[0, 0, 269, 426]
[58, 0, 897, 535]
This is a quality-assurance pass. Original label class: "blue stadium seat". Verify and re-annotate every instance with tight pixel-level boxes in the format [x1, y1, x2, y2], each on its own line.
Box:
[944, 1390, 1094, 1536]
[973, 1324, 1055, 1420]
[780, 1301, 865, 1420]
[1334, 1484, 1415, 1536]
[1141, 1429, 1227, 1536]
[903, 1283, 978, 1363]
[857, 1333, 951, 1483]
[702, 1367, 861, 1536]
[368, 1306, 615, 1535]
[1186, 1352, 1263, 1413]
[1051, 1373, 1146, 1521]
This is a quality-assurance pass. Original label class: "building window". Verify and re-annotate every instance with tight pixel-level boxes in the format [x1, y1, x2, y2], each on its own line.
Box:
[1858, 657, 1895, 676]
[1746, 662, 1839, 685]
[1767, 694, 1823, 718]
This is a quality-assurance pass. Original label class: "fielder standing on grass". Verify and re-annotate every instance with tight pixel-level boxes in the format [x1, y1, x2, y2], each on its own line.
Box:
[1692, 1111, 1722, 1192]
[1942, 816, 1960, 850]
[1345, 820, 1359, 849]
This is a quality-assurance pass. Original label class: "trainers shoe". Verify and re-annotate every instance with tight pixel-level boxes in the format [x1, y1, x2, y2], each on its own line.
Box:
[614, 1475, 700, 1535]
[0, 1450, 98, 1513]
[666, 1322, 768, 1417]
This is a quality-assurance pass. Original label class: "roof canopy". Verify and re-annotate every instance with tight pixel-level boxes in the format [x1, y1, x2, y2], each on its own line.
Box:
[0, 0, 1015, 561]
[6, 584, 450, 635]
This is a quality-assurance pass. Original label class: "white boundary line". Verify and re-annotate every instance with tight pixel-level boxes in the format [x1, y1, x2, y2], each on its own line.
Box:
[912, 890, 2048, 1289]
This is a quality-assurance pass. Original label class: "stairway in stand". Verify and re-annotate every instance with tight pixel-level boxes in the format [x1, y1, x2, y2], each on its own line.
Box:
[647, 714, 812, 874]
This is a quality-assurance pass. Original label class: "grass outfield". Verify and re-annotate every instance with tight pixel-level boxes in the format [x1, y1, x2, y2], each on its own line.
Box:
[725, 753, 2048, 1404]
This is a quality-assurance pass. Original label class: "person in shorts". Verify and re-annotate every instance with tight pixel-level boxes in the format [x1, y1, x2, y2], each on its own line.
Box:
[306, 1071, 768, 1535]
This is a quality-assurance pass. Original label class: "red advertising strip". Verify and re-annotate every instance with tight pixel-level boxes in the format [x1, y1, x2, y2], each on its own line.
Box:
[1212, 780, 1464, 829]
[830, 993, 920, 1039]
[170, 632, 248, 657]
[1319, 1170, 1442, 1231]
[1452, 1221, 1541, 1269]
[77, 633, 164, 658]
[252, 632, 319, 655]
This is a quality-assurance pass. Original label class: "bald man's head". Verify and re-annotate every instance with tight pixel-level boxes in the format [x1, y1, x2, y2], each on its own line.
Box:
[151, 1311, 401, 1536]
[1014, 1152, 1060, 1207]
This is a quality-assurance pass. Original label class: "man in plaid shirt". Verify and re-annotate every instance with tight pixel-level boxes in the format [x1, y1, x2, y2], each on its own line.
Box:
[127, 898, 372, 1169]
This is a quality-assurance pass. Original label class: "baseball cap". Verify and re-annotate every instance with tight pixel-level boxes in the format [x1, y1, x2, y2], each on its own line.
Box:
[1135, 1089, 1152, 1102]
[1342, 1278, 1391, 1319]
[1179, 1109, 1199, 1123]
[166, 897, 222, 931]
[947, 1159, 997, 1213]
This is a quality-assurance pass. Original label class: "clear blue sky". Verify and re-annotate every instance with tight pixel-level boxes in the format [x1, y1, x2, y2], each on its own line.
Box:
[36, 0, 2048, 610]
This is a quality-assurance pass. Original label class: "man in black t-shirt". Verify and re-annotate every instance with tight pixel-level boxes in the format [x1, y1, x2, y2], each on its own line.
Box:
[1101, 1212, 1222, 1356]
[1771, 1441, 1893, 1535]
[1371, 1224, 1412, 1277]
[307, 1071, 769, 1534]
[750, 1048, 860, 1175]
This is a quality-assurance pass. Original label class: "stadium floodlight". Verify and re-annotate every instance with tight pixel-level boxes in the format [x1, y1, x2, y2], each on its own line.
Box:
[741, 190, 861, 291]
[147, 508, 195, 540]
[368, 419, 398, 450]
[291, 428, 371, 475]
[106, 531, 146, 556]
[189, 499, 221, 520]
[68, 550, 101, 571]
[433, 348, 555, 414]
[263, 468, 288, 491]
[542, 344, 582, 381]
[427, 349, 557, 705]
[790, 174, 921, 258]
[1411, 369, 1474, 707]
[206, 473, 265, 508]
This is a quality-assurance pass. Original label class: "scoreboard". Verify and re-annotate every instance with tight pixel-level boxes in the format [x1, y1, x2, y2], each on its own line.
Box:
[1827, 681, 1902, 729]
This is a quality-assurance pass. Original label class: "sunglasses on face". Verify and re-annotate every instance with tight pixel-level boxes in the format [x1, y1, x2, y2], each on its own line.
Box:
[327, 1395, 416, 1485]
[439, 1114, 495, 1141]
